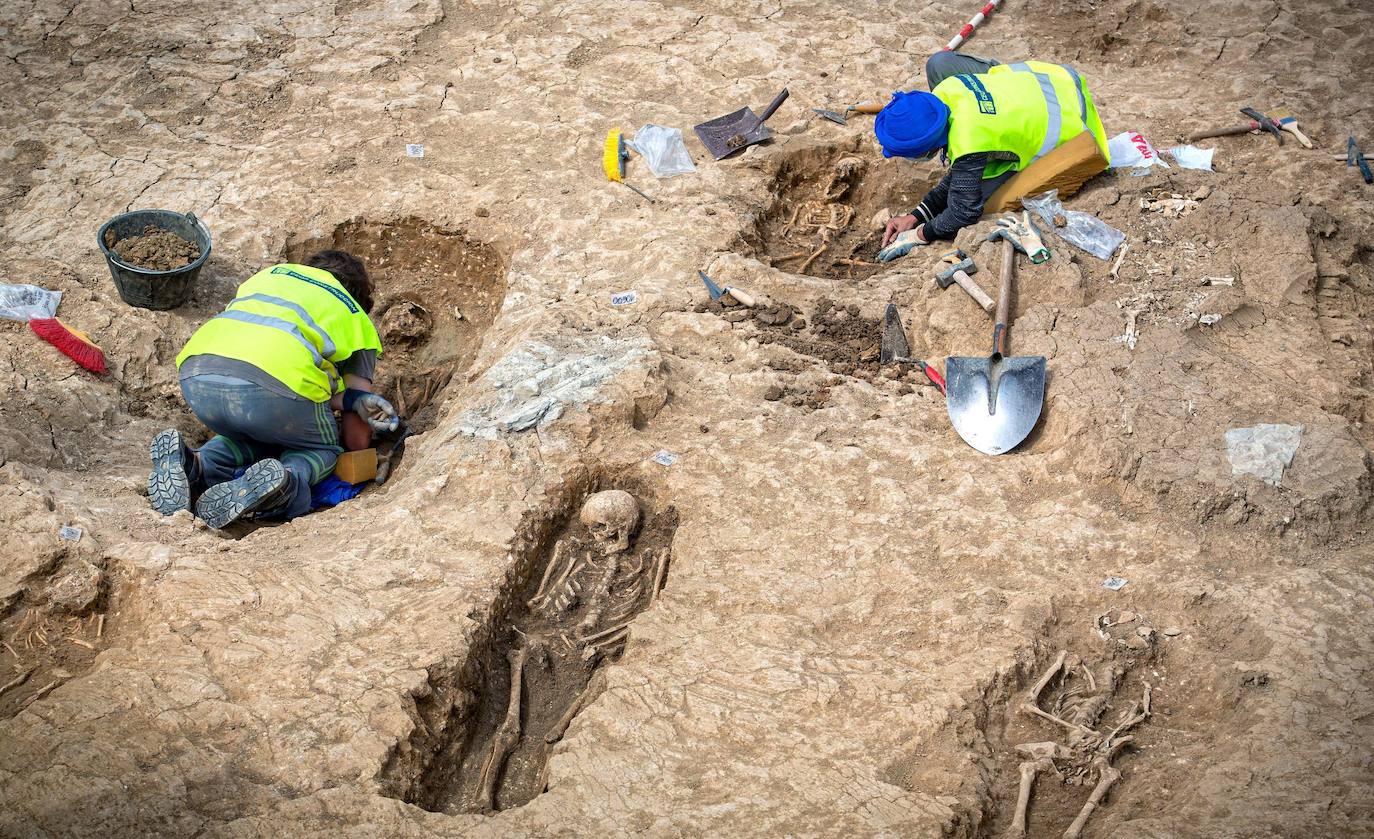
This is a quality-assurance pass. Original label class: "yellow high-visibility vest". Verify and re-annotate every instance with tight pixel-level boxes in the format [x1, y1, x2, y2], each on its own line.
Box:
[934, 61, 1109, 178]
[177, 264, 382, 403]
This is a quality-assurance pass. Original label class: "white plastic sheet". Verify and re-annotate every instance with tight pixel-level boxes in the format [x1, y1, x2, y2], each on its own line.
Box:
[1163, 144, 1215, 171]
[628, 124, 695, 178]
[0, 283, 61, 321]
[1107, 131, 1168, 169]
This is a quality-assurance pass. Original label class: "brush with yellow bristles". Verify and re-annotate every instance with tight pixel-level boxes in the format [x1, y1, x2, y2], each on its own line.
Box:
[602, 129, 653, 203]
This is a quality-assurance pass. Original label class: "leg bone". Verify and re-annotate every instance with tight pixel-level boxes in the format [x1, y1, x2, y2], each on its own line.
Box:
[1007, 757, 1055, 839]
[475, 644, 529, 811]
[1062, 760, 1121, 839]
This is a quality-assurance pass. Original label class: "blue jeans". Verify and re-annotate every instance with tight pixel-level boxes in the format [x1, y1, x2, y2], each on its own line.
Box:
[180, 374, 341, 521]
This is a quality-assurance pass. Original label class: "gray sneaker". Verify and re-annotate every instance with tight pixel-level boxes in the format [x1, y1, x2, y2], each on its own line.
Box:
[195, 458, 289, 529]
[148, 429, 192, 516]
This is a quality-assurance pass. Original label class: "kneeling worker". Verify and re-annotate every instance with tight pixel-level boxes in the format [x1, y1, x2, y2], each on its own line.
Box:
[876, 52, 1109, 259]
[148, 251, 398, 528]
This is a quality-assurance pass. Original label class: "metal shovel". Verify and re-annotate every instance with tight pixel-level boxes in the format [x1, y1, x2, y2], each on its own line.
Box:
[694, 88, 790, 160]
[945, 238, 1046, 454]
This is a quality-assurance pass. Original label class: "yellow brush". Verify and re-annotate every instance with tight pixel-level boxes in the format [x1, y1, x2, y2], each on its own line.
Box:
[602, 129, 653, 203]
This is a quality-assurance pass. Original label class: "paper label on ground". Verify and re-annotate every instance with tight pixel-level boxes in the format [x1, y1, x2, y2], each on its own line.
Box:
[58, 525, 83, 542]
[1102, 576, 1128, 591]
[611, 291, 639, 307]
[650, 450, 678, 466]
[405, 144, 425, 158]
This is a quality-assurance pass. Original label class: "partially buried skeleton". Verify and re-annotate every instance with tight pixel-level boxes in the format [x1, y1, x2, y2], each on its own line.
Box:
[1006, 616, 1157, 839]
[473, 490, 668, 810]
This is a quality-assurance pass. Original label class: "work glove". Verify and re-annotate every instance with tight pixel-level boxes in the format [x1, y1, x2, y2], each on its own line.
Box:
[343, 388, 400, 433]
[992, 211, 1051, 264]
[877, 227, 930, 262]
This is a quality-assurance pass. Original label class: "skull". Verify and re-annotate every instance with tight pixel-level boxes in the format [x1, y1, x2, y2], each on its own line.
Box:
[579, 490, 641, 556]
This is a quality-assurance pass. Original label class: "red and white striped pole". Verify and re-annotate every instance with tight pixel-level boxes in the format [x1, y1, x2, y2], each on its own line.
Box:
[944, 0, 1002, 51]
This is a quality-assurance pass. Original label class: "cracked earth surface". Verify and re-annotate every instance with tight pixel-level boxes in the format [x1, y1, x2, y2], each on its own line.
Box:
[2, 0, 1373, 836]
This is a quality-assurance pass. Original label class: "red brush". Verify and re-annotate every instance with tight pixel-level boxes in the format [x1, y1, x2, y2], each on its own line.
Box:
[29, 318, 107, 374]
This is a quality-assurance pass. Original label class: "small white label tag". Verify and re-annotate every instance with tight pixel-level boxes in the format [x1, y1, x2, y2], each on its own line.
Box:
[650, 450, 678, 467]
[1101, 576, 1128, 591]
[59, 525, 83, 542]
[611, 291, 639, 307]
[405, 144, 425, 158]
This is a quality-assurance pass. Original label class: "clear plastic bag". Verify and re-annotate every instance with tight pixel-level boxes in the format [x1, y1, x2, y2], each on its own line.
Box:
[1022, 190, 1125, 261]
[628, 124, 696, 178]
[0, 283, 61, 321]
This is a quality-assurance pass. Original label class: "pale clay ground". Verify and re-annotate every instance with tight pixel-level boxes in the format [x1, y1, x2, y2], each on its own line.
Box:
[1, 0, 1373, 836]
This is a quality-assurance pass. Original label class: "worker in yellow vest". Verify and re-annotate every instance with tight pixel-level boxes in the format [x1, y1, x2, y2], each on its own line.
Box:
[147, 250, 398, 528]
[876, 53, 1109, 260]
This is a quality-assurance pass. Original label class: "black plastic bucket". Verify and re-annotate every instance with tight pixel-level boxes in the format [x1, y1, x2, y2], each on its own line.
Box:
[97, 210, 212, 310]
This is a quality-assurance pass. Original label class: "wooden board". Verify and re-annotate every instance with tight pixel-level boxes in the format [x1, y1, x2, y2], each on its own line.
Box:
[983, 131, 1108, 215]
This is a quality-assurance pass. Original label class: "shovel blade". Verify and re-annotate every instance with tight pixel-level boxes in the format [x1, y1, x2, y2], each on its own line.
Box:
[945, 354, 1046, 454]
[694, 107, 770, 159]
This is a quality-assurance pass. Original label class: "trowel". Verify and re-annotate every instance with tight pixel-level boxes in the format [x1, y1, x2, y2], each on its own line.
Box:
[698, 270, 756, 307]
[811, 101, 885, 126]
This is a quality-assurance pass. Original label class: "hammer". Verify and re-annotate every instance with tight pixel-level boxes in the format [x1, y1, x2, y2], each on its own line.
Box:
[934, 249, 996, 314]
[1185, 107, 1284, 145]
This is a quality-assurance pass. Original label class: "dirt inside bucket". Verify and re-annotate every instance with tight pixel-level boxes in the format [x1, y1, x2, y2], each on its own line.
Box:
[108, 225, 201, 271]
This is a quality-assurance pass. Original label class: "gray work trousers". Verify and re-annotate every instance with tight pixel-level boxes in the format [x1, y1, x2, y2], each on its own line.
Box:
[925, 52, 1001, 90]
[181, 374, 342, 521]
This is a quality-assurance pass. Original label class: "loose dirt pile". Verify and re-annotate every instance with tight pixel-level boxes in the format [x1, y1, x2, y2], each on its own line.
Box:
[109, 225, 201, 270]
[2, 0, 1373, 836]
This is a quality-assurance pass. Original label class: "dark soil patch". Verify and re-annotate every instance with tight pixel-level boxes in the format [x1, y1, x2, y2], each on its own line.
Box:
[109, 225, 201, 271]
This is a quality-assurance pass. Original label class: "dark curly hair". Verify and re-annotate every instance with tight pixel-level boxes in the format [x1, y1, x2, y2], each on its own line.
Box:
[306, 250, 373, 314]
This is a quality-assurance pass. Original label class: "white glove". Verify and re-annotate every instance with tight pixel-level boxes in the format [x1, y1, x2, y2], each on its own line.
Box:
[877, 227, 930, 262]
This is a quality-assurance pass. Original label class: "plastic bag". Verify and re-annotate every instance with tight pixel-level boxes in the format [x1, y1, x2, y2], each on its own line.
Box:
[1022, 190, 1125, 261]
[1163, 144, 1215, 171]
[0, 283, 61, 321]
[628, 124, 696, 178]
[1107, 131, 1168, 169]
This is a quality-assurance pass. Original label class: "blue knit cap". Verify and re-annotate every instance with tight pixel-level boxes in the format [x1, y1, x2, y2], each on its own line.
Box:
[874, 91, 951, 159]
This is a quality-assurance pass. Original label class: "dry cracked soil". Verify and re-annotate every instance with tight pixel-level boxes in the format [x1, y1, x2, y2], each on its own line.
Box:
[1, 0, 1373, 836]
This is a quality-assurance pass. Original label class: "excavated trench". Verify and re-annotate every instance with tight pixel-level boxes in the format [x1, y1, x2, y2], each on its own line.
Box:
[378, 469, 678, 814]
[284, 216, 506, 436]
[883, 597, 1265, 838]
[742, 137, 939, 282]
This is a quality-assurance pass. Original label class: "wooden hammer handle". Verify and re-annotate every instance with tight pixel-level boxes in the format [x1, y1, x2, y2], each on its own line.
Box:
[849, 101, 885, 115]
[1185, 122, 1258, 143]
[954, 271, 996, 313]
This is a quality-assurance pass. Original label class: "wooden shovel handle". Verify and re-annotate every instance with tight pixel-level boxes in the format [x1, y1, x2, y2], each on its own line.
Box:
[994, 237, 1014, 355]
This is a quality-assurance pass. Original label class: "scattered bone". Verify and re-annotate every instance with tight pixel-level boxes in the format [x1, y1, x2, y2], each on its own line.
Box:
[588, 625, 628, 650]
[1110, 243, 1129, 278]
[799, 244, 828, 274]
[870, 207, 892, 231]
[1200, 276, 1235, 286]
[581, 620, 632, 644]
[649, 548, 670, 605]
[69, 637, 96, 650]
[530, 540, 568, 604]
[0, 666, 34, 698]
[545, 670, 607, 745]
[475, 644, 529, 811]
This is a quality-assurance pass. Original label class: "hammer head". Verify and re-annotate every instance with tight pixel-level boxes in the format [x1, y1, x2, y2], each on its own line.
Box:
[935, 249, 976, 288]
[1240, 107, 1283, 144]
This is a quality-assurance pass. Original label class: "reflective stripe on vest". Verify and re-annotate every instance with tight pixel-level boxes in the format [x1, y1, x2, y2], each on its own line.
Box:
[211, 309, 338, 393]
[229, 293, 338, 358]
[1008, 62, 1062, 161]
